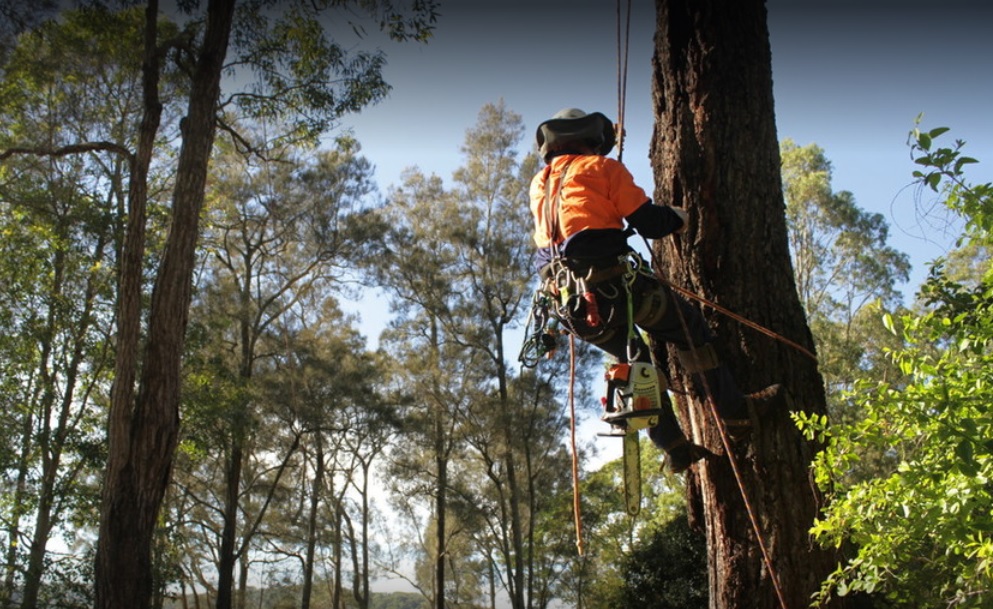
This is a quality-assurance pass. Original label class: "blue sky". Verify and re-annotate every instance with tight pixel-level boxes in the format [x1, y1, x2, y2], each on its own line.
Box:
[337, 0, 993, 338]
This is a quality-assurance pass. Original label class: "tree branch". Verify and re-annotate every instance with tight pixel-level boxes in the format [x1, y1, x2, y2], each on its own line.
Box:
[0, 141, 134, 163]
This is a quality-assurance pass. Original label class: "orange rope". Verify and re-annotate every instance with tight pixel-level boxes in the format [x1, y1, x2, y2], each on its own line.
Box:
[660, 276, 817, 362]
[671, 304, 790, 609]
[648, 238, 790, 609]
[567, 334, 585, 555]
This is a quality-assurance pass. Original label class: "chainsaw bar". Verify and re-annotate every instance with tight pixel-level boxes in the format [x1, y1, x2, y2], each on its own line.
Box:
[622, 432, 641, 516]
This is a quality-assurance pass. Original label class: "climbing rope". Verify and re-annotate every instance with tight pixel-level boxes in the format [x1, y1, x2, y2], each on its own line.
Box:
[564, 0, 634, 556]
[658, 270, 817, 362]
[615, 0, 631, 162]
[567, 334, 585, 556]
[643, 237, 790, 609]
[561, 7, 809, 600]
[610, 0, 798, 601]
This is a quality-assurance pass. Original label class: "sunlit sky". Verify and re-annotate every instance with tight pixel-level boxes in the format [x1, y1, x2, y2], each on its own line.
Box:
[338, 0, 993, 285]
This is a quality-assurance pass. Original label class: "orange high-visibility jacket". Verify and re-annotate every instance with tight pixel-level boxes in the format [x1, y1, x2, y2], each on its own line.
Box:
[529, 154, 683, 268]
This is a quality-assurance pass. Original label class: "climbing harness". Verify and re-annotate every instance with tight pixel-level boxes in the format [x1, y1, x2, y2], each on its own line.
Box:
[518, 289, 560, 368]
[592, 252, 668, 516]
[520, 248, 668, 518]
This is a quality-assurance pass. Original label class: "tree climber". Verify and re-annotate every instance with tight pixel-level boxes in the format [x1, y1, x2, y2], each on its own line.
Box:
[528, 107, 777, 473]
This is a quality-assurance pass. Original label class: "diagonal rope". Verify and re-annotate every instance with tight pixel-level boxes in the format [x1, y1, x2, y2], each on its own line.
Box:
[643, 237, 790, 609]
[659, 275, 817, 361]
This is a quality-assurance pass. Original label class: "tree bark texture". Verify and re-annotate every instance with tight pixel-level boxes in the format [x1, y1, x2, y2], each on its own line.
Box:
[95, 0, 235, 607]
[650, 1, 842, 607]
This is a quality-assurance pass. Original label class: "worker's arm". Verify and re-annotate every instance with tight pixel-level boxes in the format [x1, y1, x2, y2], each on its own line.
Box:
[625, 201, 687, 238]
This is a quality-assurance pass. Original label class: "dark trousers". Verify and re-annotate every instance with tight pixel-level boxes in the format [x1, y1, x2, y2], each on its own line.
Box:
[560, 269, 746, 449]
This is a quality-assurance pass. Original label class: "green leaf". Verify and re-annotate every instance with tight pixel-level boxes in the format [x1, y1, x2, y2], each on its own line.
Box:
[882, 313, 895, 334]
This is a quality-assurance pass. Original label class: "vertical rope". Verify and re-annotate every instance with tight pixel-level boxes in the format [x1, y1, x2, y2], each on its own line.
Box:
[643, 238, 789, 609]
[615, 0, 632, 162]
[567, 335, 585, 555]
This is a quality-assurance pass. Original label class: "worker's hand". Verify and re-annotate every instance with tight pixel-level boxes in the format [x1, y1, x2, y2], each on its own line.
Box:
[669, 206, 688, 233]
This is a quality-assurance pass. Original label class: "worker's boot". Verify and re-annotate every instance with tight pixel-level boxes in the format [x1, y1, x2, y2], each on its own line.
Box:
[661, 437, 708, 474]
[647, 401, 706, 474]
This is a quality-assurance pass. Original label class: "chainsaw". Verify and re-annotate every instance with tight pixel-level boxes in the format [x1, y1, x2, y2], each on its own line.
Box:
[598, 361, 666, 516]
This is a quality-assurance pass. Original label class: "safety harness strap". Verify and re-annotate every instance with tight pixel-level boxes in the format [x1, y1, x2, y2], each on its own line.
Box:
[542, 158, 575, 257]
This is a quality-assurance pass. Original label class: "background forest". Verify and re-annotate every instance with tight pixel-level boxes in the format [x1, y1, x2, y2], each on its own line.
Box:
[1, 2, 992, 609]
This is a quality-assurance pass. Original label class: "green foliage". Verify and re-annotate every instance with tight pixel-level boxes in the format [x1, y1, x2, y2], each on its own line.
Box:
[910, 119, 993, 253]
[0, 9, 138, 604]
[223, 0, 438, 145]
[164, 587, 429, 609]
[781, 139, 910, 320]
[575, 441, 704, 609]
[797, 127, 993, 608]
[614, 513, 708, 609]
[780, 139, 911, 412]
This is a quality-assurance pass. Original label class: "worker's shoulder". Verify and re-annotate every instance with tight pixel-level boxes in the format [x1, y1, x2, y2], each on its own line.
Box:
[575, 154, 625, 169]
[572, 155, 632, 179]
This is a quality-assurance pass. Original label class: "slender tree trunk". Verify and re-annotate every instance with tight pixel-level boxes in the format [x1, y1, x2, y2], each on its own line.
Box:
[427, 316, 448, 609]
[23, 236, 103, 609]
[651, 1, 839, 607]
[216, 441, 243, 609]
[355, 457, 372, 609]
[332, 494, 343, 609]
[19, 496, 52, 609]
[2, 411, 31, 608]
[496, 338, 526, 609]
[236, 551, 248, 609]
[301, 437, 325, 609]
[524, 413, 537, 609]
[488, 558, 496, 609]
[95, 0, 235, 606]
[434, 402, 448, 609]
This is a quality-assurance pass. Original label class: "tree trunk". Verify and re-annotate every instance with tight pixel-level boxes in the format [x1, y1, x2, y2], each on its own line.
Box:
[2, 411, 31, 607]
[427, 316, 448, 609]
[650, 1, 840, 607]
[434, 403, 448, 609]
[331, 490, 344, 609]
[353, 456, 373, 609]
[215, 441, 243, 609]
[496, 339, 526, 609]
[94, 0, 235, 607]
[301, 437, 325, 609]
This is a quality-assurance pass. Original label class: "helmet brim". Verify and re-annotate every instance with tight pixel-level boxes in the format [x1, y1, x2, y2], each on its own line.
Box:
[536, 111, 616, 160]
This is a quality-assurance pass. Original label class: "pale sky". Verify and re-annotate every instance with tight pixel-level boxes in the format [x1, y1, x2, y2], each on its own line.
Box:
[339, 0, 993, 286]
[333, 0, 993, 352]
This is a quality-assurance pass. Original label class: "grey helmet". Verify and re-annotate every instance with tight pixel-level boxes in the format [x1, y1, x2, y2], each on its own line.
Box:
[535, 108, 616, 162]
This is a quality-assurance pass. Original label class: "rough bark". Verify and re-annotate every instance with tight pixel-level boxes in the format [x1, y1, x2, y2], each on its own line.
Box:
[650, 1, 841, 607]
[94, 0, 235, 607]
[301, 437, 324, 609]
[215, 442, 243, 609]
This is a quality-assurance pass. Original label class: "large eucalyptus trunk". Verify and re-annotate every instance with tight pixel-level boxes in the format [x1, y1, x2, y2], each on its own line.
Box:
[95, 0, 235, 606]
[650, 1, 841, 607]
